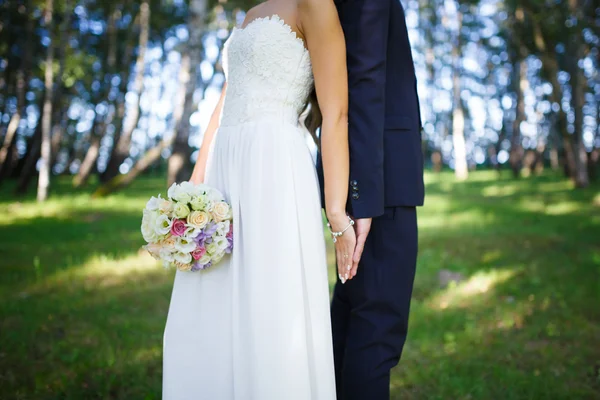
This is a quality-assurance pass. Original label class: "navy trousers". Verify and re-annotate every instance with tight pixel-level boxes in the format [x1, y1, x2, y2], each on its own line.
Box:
[331, 207, 418, 399]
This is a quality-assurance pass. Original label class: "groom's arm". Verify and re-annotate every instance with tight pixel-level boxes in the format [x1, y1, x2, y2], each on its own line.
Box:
[340, 0, 390, 219]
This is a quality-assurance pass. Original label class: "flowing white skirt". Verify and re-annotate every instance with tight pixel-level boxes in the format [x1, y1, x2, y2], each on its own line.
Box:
[162, 118, 336, 400]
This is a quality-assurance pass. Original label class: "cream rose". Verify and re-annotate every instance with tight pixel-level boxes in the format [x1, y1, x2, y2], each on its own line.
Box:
[158, 198, 173, 214]
[173, 203, 190, 219]
[212, 201, 231, 222]
[187, 211, 210, 229]
[144, 243, 162, 260]
[161, 236, 176, 248]
[175, 261, 193, 272]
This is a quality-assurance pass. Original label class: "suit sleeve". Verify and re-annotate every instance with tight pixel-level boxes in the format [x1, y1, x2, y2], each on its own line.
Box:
[340, 0, 390, 219]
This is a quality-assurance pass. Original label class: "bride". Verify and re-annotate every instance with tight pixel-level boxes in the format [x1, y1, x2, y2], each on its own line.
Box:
[162, 0, 354, 398]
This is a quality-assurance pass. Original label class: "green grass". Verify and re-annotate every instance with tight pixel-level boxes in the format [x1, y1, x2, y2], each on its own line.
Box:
[1, 171, 599, 399]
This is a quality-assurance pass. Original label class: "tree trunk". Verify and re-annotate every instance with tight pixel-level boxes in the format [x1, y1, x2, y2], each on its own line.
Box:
[14, 122, 42, 195]
[451, 7, 468, 181]
[588, 149, 599, 182]
[531, 17, 577, 179]
[50, 111, 66, 170]
[509, 58, 526, 178]
[73, 7, 119, 187]
[73, 119, 101, 187]
[167, 0, 207, 186]
[567, 2, 589, 187]
[0, 3, 33, 182]
[37, 0, 55, 202]
[94, 40, 190, 197]
[102, 1, 150, 182]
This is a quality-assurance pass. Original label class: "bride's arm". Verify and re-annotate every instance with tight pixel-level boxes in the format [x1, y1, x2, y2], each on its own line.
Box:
[299, 0, 356, 282]
[189, 83, 227, 184]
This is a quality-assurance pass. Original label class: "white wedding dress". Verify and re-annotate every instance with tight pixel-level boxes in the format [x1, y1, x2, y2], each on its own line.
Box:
[162, 16, 336, 400]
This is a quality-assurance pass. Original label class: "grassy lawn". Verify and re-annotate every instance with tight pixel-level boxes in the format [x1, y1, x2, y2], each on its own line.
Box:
[0, 171, 599, 399]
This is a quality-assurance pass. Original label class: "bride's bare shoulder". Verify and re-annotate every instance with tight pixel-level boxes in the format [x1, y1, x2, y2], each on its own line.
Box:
[240, 2, 269, 28]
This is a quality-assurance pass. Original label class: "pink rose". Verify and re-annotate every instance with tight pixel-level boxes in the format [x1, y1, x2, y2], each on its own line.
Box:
[192, 246, 207, 260]
[226, 224, 233, 240]
[171, 219, 187, 237]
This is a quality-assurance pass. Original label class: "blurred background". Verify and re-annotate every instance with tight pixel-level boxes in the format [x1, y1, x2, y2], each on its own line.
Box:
[0, 0, 599, 399]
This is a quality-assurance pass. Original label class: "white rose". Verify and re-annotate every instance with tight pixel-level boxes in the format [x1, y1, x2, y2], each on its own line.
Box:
[173, 202, 190, 219]
[146, 196, 160, 211]
[212, 202, 231, 222]
[174, 251, 193, 265]
[154, 214, 172, 236]
[174, 188, 191, 204]
[167, 183, 191, 204]
[141, 209, 160, 243]
[215, 236, 230, 252]
[191, 183, 209, 196]
[179, 181, 196, 194]
[207, 188, 224, 202]
[167, 183, 180, 199]
[215, 220, 230, 237]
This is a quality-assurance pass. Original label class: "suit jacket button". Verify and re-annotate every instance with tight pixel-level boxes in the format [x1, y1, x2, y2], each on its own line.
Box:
[352, 193, 360, 200]
[350, 180, 358, 187]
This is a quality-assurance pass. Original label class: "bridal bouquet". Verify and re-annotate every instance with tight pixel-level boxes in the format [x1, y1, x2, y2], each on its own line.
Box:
[141, 181, 233, 272]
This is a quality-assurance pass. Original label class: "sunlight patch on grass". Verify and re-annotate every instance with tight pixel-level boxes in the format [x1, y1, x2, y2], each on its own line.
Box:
[481, 184, 521, 197]
[419, 208, 497, 230]
[27, 250, 166, 294]
[593, 192, 600, 207]
[429, 269, 517, 310]
[544, 201, 584, 215]
[515, 198, 547, 213]
[0, 195, 146, 225]
[67, 251, 164, 286]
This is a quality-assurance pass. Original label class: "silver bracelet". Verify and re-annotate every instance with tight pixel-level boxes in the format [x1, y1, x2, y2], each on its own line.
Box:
[327, 215, 354, 243]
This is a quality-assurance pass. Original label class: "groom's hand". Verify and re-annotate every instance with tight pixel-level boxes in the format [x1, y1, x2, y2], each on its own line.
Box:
[350, 217, 372, 278]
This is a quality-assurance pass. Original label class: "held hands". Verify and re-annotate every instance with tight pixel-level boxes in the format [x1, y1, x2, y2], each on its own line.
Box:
[349, 217, 371, 279]
[327, 214, 372, 284]
[327, 213, 357, 284]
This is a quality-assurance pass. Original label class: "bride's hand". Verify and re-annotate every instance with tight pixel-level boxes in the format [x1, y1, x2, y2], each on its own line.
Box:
[328, 214, 357, 284]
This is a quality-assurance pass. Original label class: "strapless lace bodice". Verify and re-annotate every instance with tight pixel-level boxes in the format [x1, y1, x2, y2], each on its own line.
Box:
[220, 15, 313, 127]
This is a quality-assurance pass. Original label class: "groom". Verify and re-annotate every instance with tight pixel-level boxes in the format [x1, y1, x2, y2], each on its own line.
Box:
[318, 0, 424, 398]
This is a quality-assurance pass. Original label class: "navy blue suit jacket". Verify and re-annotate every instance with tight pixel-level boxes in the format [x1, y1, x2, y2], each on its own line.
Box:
[317, 0, 425, 218]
